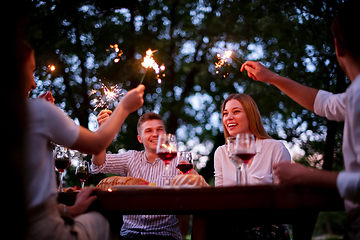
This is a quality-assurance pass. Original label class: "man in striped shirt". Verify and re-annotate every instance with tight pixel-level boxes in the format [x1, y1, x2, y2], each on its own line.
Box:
[91, 111, 182, 240]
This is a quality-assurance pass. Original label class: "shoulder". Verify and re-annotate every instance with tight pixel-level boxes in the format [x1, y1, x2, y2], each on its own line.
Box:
[260, 139, 291, 161]
[214, 144, 226, 157]
[108, 150, 144, 160]
[261, 138, 286, 148]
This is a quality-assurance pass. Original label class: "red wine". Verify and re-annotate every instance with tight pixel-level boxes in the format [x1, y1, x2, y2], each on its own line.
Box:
[176, 163, 193, 174]
[235, 153, 256, 164]
[158, 151, 177, 165]
[55, 158, 71, 172]
[76, 171, 91, 181]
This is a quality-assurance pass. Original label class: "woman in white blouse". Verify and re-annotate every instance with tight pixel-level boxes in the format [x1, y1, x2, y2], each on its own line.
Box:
[211, 93, 292, 239]
[214, 93, 291, 186]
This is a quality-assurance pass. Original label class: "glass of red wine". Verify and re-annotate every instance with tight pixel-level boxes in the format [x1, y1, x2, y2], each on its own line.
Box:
[75, 160, 91, 189]
[226, 136, 242, 185]
[235, 133, 256, 185]
[54, 145, 71, 192]
[176, 151, 193, 174]
[156, 133, 178, 185]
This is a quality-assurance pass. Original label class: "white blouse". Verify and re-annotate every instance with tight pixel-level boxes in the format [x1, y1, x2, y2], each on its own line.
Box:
[214, 138, 291, 186]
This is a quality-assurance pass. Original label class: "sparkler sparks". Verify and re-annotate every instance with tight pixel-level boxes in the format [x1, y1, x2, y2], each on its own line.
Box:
[215, 50, 243, 78]
[89, 79, 126, 111]
[48, 65, 56, 72]
[140, 49, 165, 84]
[107, 44, 123, 63]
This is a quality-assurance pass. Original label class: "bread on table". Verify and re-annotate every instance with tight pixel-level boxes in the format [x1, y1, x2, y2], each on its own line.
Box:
[170, 174, 209, 187]
[96, 176, 149, 190]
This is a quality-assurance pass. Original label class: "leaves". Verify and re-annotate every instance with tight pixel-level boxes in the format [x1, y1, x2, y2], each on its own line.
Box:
[27, 0, 345, 176]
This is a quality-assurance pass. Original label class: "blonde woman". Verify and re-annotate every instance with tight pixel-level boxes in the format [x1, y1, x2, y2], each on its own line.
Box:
[214, 93, 291, 186]
[212, 93, 291, 239]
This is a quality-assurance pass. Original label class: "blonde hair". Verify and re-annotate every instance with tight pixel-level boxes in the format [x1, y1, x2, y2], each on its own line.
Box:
[221, 93, 271, 140]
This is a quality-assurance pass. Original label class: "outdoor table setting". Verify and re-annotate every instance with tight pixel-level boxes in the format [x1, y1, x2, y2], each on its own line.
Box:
[55, 133, 345, 239]
[58, 183, 344, 239]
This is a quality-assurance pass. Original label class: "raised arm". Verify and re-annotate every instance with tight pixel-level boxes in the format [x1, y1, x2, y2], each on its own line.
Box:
[92, 110, 112, 166]
[71, 85, 145, 155]
[240, 61, 319, 111]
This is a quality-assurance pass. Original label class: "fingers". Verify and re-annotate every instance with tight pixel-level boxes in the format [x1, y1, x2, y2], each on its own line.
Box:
[39, 91, 55, 104]
[97, 110, 112, 126]
[137, 84, 145, 92]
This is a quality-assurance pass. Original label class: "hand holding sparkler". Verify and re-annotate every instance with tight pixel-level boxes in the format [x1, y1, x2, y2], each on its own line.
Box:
[240, 61, 276, 83]
[116, 84, 145, 115]
[38, 64, 56, 104]
[97, 109, 112, 126]
[38, 91, 55, 104]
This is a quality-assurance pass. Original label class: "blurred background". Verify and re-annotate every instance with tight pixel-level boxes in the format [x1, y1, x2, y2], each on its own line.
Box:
[19, 0, 348, 238]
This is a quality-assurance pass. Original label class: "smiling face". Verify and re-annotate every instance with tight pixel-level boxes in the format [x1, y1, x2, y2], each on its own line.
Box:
[222, 99, 252, 137]
[137, 119, 165, 152]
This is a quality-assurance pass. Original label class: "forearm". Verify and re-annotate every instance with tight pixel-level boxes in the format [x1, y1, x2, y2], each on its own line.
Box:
[92, 149, 106, 166]
[71, 104, 130, 154]
[268, 75, 319, 112]
[301, 168, 338, 189]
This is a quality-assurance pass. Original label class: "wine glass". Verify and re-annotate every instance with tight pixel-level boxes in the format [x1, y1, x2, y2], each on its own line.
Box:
[235, 133, 256, 185]
[75, 160, 91, 189]
[226, 136, 242, 185]
[176, 151, 193, 174]
[54, 145, 71, 192]
[156, 133, 178, 185]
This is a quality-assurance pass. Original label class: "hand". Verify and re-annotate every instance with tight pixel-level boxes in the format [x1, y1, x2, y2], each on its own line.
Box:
[97, 110, 112, 126]
[119, 84, 145, 114]
[240, 61, 278, 83]
[39, 91, 55, 104]
[66, 187, 100, 217]
[273, 161, 310, 185]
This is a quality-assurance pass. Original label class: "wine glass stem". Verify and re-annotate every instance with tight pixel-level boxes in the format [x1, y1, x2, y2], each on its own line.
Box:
[243, 163, 248, 185]
[236, 166, 242, 186]
[165, 164, 170, 186]
[81, 181, 85, 189]
[59, 171, 64, 192]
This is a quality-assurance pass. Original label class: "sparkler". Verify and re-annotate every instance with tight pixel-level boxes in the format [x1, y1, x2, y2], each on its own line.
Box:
[107, 44, 123, 63]
[47, 65, 56, 91]
[140, 49, 165, 84]
[215, 50, 243, 78]
[89, 79, 126, 111]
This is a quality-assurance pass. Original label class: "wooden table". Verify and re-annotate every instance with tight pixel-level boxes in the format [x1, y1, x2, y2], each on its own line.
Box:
[58, 185, 344, 239]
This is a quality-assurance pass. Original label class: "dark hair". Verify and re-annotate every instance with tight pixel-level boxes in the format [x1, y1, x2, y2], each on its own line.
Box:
[331, 0, 360, 60]
[16, 40, 34, 68]
[137, 112, 164, 135]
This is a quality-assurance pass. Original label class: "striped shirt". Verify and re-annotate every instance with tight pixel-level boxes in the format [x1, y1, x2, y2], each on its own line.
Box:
[91, 150, 182, 240]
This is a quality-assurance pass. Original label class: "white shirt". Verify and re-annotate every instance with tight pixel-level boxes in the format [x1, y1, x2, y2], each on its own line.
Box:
[314, 75, 360, 226]
[25, 99, 79, 209]
[214, 138, 291, 186]
[91, 150, 182, 240]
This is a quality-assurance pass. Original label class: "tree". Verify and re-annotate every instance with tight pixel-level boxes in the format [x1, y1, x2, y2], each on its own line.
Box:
[27, 0, 346, 184]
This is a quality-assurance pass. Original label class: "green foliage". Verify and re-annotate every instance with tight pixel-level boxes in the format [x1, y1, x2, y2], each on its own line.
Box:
[29, 0, 348, 235]
[27, 0, 346, 178]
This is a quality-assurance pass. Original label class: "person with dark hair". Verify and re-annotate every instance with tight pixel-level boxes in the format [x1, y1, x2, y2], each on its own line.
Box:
[241, 0, 360, 238]
[92, 111, 191, 240]
[20, 40, 145, 240]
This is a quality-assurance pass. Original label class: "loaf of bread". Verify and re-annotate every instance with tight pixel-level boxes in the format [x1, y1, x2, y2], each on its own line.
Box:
[170, 174, 209, 187]
[96, 176, 148, 190]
